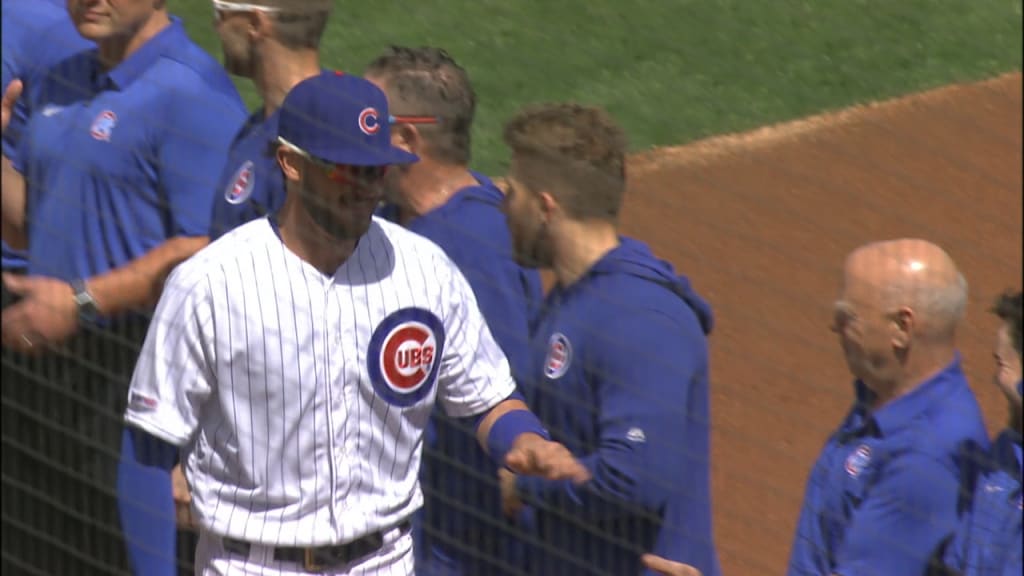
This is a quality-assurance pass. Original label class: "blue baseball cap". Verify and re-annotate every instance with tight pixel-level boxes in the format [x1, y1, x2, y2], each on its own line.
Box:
[278, 71, 419, 167]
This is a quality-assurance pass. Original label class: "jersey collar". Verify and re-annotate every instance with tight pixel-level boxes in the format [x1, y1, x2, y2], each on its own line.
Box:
[853, 354, 966, 437]
[95, 17, 188, 89]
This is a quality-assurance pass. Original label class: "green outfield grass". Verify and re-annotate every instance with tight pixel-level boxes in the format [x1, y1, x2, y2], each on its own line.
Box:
[177, 0, 1022, 174]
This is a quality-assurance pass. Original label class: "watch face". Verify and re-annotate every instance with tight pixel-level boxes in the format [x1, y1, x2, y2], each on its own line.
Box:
[73, 284, 99, 321]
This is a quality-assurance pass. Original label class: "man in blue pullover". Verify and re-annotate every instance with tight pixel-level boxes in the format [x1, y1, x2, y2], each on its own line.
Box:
[366, 46, 544, 576]
[498, 102, 721, 576]
[929, 289, 1022, 576]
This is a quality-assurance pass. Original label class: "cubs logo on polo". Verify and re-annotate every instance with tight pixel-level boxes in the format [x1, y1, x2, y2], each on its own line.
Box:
[367, 308, 446, 406]
[358, 107, 380, 136]
[90, 110, 117, 141]
[544, 332, 572, 379]
[844, 444, 872, 478]
[225, 160, 256, 204]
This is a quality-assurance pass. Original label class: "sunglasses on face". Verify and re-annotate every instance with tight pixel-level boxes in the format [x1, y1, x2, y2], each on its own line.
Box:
[211, 0, 280, 22]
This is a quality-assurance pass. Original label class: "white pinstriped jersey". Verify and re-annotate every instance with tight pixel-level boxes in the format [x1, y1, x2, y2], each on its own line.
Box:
[124, 216, 517, 547]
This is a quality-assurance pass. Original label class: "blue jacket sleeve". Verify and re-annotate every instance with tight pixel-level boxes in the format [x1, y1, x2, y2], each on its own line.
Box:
[834, 453, 961, 576]
[158, 88, 245, 237]
[516, 305, 710, 517]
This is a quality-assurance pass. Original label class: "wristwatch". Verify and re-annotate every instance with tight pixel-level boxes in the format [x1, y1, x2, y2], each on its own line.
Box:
[70, 279, 101, 324]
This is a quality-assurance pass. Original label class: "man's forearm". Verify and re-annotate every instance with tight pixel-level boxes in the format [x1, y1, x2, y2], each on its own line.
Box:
[1, 154, 27, 249]
[86, 235, 209, 317]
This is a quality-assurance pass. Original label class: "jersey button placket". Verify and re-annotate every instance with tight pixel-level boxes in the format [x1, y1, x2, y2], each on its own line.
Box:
[319, 286, 343, 534]
[325, 285, 351, 516]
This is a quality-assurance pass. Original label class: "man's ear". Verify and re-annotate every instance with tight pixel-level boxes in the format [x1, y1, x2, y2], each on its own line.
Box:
[249, 10, 274, 42]
[393, 123, 420, 155]
[538, 190, 559, 221]
[277, 148, 302, 182]
[891, 307, 915, 350]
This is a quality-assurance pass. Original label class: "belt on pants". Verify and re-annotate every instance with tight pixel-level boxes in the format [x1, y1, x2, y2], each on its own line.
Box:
[222, 519, 412, 572]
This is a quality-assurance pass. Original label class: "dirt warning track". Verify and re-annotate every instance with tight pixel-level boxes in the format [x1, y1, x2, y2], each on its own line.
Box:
[621, 73, 1022, 574]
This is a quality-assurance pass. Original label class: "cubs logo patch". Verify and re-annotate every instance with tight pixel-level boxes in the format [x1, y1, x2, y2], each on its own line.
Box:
[367, 308, 445, 407]
[90, 110, 117, 141]
[358, 107, 380, 135]
[225, 160, 256, 204]
[844, 444, 872, 478]
[543, 332, 572, 379]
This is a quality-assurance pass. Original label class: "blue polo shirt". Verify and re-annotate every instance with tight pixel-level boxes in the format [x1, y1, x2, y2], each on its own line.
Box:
[208, 108, 284, 239]
[1, 0, 92, 271]
[379, 174, 544, 575]
[787, 357, 989, 576]
[14, 18, 246, 283]
[941, 426, 1023, 576]
[515, 237, 720, 576]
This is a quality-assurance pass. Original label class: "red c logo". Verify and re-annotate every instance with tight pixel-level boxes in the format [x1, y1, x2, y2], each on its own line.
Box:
[358, 107, 380, 136]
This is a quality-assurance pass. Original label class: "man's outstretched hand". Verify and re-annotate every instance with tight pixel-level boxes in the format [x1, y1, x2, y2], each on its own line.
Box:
[504, 433, 591, 483]
[641, 554, 703, 576]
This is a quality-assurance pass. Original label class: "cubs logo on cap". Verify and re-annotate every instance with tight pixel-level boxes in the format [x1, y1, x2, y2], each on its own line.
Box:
[90, 110, 117, 142]
[544, 333, 572, 380]
[225, 160, 255, 204]
[367, 308, 446, 407]
[844, 444, 872, 478]
[358, 107, 380, 135]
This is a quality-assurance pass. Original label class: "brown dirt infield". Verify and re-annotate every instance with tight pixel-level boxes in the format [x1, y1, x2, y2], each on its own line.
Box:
[620, 72, 1022, 575]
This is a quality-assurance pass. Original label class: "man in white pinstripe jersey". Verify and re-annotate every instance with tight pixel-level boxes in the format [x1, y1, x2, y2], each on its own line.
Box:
[122, 71, 589, 576]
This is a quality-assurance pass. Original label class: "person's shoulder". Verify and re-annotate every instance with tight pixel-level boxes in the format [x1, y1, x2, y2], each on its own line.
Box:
[4, 2, 92, 73]
[587, 272, 702, 329]
[377, 215, 441, 248]
[184, 219, 274, 277]
[374, 216, 463, 276]
[416, 199, 513, 261]
[3, 0, 69, 39]
[898, 383, 988, 466]
[150, 28, 243, 110]
[927, 379, 987, 440]
[156, 58, 239, 101]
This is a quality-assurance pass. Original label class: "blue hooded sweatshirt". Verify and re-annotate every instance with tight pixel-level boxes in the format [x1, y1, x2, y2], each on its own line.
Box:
[516, 236, 721, 576]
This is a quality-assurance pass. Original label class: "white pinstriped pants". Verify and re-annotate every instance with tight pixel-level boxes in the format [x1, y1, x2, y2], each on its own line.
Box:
[195, 528, 415, 576]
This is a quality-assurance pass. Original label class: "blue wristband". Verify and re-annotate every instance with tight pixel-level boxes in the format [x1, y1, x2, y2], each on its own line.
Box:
[486, 409, 550, 467]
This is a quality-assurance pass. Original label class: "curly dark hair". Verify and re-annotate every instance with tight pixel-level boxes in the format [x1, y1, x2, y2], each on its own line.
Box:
[991, 290, 1023, 356]
[365, 46, 476, 165]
